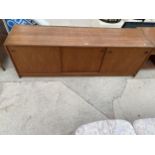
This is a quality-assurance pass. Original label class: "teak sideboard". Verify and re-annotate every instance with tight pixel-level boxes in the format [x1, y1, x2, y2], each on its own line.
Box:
[4, 25, 154, 77]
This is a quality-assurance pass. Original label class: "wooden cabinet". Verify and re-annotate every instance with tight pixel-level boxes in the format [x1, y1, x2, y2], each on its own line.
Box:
[7, 46, 151, 76]
[100, 48, 151, 76]
[62, 47, 105, 73]
[8, 46, 61, 75]
[4, 25, 154, 77]
[0, 19, 7, 70]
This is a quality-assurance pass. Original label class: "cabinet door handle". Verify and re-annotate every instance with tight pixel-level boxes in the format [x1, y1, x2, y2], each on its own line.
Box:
[144, 51, 149, 54]
[11, 49, 15, 53]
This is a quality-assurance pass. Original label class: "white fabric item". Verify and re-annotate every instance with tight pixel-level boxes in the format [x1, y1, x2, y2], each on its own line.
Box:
[75, 120, 136, 135]
[133, 118, 155, 135]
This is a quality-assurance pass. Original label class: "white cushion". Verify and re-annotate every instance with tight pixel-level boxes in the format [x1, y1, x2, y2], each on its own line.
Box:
[133, 118, 155, 135]
[75, 120, 136, 135]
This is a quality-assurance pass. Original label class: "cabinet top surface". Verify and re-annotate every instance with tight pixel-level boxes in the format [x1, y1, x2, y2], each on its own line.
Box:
[140, 28, 155, 46]
[4, 25, 153, 48]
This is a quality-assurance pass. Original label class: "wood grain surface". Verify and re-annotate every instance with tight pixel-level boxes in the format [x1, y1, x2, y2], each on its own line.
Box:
[5, 25, 153, 48]
[4, 25, 155, 77]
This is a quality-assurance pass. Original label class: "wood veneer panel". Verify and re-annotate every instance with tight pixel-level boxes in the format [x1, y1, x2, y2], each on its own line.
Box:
[8, 46, 61, 74]
[140, 28, 155, 46]
[4, 25, 152, 48]
[62, 47, 105, 72]
[100, 48, 151, 75]
[151, 50, 155, 55]
[4, 26, 154, 77]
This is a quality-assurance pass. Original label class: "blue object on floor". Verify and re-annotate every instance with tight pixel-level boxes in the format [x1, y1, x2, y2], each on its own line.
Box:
[4, 19, 37, 31]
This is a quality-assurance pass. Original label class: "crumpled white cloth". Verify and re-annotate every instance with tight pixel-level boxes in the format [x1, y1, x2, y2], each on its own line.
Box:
[133, 118, 155, 135]
[75, 120, 136, 135]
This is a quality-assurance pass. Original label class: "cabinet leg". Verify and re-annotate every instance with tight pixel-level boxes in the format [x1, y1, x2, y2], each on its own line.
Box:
[18, 74, 22, 78]
[1, 64, 5, 71]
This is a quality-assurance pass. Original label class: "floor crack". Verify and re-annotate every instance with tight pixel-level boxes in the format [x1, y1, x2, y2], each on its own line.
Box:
[61, 81, 109, 119]
[111, 79, 130, 121]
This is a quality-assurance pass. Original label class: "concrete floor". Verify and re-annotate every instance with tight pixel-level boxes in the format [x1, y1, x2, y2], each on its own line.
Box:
[0, 56, 155, 134]
[1, 19, 155, 134]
